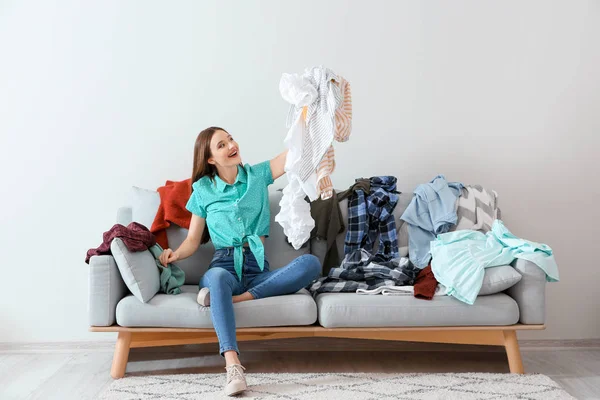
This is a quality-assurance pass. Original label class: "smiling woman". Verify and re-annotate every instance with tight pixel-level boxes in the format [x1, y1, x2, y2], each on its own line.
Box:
[156, 126, 319, 396]
[191, 127, 242, 185]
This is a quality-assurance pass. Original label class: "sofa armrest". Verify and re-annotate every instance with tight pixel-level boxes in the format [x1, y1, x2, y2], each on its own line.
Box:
[88, 255, 128, 326]
[506, 258, 546, 324]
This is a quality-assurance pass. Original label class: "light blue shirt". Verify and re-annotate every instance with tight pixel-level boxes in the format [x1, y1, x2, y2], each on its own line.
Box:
[401, 175, 463, 268]
[430, 220, 559, 305]
[185, 161, 274, 281]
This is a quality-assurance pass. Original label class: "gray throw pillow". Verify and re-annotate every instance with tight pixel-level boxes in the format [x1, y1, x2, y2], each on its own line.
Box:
[110, 238, 160, 303]
[479, 265, 522, 295]
[129, 186, 161, 230]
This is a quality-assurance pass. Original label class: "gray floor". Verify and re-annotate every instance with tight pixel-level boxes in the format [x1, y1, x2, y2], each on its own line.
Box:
[1, 339, 599, 400]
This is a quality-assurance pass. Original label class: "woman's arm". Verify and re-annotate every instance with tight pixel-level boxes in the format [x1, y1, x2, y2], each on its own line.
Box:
[270, 149, 289, 181]
[175, 214, 205, 259]
[159, 214, 205, 266]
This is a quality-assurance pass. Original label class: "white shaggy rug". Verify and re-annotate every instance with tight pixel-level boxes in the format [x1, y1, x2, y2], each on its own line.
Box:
[99, 372, 575, 400]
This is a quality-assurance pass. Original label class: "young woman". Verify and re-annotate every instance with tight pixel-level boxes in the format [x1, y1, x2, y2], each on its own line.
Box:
[159, 127, 321, 396]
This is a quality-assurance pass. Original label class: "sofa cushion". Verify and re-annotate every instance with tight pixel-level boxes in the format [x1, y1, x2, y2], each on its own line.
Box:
[116, 285, 317, 328]
[129, 186, 161, 230]
[397, 220, 409, 258]
[479, 265, 522, 296]
[110, 238, 160, 303]
[316, 292, 519, 328]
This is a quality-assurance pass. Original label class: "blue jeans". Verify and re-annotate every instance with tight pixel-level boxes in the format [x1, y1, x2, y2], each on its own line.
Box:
[199, 247, 321, 356]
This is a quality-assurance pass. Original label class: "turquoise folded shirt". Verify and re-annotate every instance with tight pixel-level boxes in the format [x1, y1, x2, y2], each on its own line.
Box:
[148, 244, 186, 295]
[430, 220, 559, 305]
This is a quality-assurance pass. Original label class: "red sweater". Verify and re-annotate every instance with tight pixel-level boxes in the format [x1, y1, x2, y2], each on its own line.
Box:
[414, 265, 439, 300]
[86, 222, 156, 263]
[150, 179, 192, 249]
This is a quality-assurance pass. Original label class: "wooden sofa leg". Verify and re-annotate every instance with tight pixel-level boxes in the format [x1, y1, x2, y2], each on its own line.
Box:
[503, 330, 524, 374]
[111, 332, 132, 379]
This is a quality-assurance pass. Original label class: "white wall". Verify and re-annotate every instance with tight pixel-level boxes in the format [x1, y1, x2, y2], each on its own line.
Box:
[1, 0, 598, 343]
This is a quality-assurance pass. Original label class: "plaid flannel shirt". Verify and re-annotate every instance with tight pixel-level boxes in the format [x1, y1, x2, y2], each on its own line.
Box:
[344, 176, 400, 258]
[307, 248, 420, 294]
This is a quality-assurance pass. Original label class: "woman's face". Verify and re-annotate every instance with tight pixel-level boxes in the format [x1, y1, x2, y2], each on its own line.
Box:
[208, 130, 241, 167]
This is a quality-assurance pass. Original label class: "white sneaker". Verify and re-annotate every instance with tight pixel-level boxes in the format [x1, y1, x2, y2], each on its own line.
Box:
[225, 364, 247, 396]
[197, 287, 210, 306]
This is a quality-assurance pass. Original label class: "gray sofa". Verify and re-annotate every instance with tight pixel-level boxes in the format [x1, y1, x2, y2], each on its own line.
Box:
[88, 190, 547, 378]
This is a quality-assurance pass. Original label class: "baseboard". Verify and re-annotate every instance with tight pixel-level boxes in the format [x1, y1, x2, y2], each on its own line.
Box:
[519, 339, 600, 350]
[1, 338, 599, 354]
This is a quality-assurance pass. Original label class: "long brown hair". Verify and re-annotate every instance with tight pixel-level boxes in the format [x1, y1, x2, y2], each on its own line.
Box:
[191, 126, 241, 244]
[191, 127, 223, 244]
[192, 126, 224, 186]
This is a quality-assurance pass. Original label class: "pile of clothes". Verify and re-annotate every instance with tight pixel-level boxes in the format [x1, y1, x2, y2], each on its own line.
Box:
[399, 175, 559, 305]
[308, 248, 443, 301]
[86, 221, 185, 295]
[303, 174, 560, 305]
[86, 179, 191, 296]
[304, 175, 445, 301]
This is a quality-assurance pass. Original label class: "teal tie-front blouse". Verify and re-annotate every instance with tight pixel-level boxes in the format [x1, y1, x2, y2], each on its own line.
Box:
[185, 161, 274, 280]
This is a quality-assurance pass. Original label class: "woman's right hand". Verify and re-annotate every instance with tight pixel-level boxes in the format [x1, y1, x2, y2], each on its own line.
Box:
[159, 248, 179, 267]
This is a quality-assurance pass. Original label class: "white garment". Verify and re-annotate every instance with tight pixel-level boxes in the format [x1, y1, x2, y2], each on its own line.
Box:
[285, 67, 342, 183]
[275, 112, 315, 249]
[356, 285, 448, 297]
[279, 73, 317, 109]
[275, 66, 342, 249]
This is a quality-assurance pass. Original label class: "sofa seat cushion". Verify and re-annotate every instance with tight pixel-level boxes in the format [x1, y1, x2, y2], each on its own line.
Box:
[116, 285, 317, 328]
[316, 292, 519, 328]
